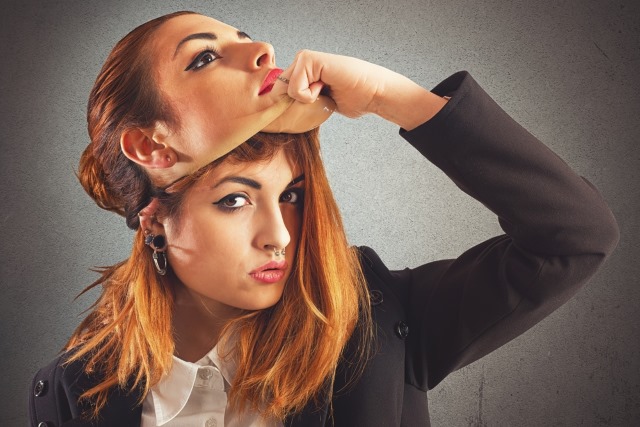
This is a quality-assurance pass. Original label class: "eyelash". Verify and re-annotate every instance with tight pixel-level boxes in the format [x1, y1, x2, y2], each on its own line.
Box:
[185, 46, 222, 71]
[212, 189, 304, 213]
[281, 188, 304, 205]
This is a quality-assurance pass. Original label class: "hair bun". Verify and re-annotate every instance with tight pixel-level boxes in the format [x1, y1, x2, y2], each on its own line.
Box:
[78, 144, 126, 217]
[78, 144, 152, 230]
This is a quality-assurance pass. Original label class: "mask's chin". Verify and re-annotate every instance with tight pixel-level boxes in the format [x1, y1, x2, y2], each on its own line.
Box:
[261, 95, 336, 133]
[149, 93, 336, 188]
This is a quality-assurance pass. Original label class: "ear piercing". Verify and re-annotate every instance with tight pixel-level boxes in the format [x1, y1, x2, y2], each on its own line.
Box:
[145, 234, 165, 249]
[145, 233, 167, 275]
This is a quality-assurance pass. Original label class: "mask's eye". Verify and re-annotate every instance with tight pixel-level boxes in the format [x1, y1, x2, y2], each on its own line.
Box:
[185, 48, 222, 71]
[280, 189, 303, 205]
[213, 194, 250, 212]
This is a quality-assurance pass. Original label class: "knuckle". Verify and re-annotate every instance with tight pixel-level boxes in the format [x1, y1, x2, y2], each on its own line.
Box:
[296, 49, 312, 60]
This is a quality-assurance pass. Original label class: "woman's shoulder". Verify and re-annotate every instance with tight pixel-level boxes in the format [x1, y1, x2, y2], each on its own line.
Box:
[356, 245, 391, 278]
[355, 245, 413, 308]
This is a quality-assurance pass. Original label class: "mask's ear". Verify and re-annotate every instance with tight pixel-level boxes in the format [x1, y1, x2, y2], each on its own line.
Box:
[120, 123, 177, 169]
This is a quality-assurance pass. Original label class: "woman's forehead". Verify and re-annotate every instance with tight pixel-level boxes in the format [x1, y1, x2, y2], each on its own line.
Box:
[194, 149, 301, 190]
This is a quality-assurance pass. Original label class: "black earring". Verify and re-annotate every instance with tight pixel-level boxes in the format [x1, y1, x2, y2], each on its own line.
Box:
[151, 235, 166, 250]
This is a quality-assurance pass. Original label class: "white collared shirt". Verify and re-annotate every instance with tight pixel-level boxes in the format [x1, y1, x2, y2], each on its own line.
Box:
[141, 345, 283, 427]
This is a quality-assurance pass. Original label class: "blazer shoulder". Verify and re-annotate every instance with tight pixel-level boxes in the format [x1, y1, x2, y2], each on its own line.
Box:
[356, 245, 392, 282]
[29, 352, 82, 426]
[30, 351, 143, 426]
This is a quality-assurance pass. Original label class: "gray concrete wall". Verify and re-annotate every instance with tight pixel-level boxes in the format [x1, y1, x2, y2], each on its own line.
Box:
[1, 0, 638, 425]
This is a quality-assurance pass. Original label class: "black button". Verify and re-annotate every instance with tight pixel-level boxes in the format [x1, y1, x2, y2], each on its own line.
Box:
[34, 380, 47, 397]
[395, 321, 409, 339]
[369, 290, 383, 306]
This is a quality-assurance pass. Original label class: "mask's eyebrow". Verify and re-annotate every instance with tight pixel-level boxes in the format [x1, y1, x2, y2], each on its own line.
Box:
[287, 174, 305, 188]
[174, 32, 217, 59]
[173, 30, 252, 59]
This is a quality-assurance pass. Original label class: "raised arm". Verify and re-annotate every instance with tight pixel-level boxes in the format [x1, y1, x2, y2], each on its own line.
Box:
[389, 71, 619, 389]
[274, 52, 618, 390]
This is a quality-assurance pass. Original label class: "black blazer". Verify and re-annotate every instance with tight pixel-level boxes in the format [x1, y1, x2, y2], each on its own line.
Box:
[29, 72, 619, 427]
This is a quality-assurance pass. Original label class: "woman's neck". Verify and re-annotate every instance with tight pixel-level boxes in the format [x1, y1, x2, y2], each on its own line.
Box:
[172, 286, 241, 362]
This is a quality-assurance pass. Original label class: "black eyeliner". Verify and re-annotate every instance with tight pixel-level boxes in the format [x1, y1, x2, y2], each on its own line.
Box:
[184, 46, 221, 71]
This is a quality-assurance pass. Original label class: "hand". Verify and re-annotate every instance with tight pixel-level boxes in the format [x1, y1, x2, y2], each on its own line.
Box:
[273, 50, 385, 118]
[273, 50, 448, 129]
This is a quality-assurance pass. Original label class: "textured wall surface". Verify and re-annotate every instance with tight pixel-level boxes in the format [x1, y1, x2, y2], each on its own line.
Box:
[1, 0, 638, 425]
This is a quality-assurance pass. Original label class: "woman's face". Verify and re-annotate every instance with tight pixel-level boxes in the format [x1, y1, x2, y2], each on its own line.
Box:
[151, 14, 285, 164]
[162, 148, 303, 313]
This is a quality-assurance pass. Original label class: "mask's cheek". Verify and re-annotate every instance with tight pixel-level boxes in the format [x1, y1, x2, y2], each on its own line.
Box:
[171, 94, 295, 182]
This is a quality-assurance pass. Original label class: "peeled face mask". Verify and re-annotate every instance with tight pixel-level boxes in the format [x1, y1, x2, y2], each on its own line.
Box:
[261, 95, 336, 133]
[158, 92, 335, 188]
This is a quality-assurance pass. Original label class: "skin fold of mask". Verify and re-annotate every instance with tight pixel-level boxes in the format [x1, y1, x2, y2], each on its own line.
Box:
[164, 93, 335, 187]
[261, 94, 336, 133]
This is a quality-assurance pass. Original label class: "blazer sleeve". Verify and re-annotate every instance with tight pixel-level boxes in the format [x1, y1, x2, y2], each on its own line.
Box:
[390, 71, 619, 391]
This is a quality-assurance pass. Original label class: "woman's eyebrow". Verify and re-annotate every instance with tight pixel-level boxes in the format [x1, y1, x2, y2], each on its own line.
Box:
[287, 174, 305, 188]
[213, 176, 261, 190]
[211, 174, 303, 191]
[174, 30, 252, 59]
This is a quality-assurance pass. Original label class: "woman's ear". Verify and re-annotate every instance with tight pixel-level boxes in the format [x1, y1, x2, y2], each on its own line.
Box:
[138, 198, 166, 236]
[120, 123, 177, 169]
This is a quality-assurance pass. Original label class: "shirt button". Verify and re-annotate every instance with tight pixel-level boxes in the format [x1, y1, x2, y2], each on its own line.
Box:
[199, 367, 214, 380]
[34, 380, 47, 397]
[395, 321, 409, 340]
[205, 417, 218, 427]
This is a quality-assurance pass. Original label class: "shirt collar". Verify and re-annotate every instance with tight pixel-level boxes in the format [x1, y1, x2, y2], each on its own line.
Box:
[149, 343, 238, 425]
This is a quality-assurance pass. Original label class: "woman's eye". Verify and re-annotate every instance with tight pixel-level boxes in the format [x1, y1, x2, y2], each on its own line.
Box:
[185, 49, 221, 71]
[280, 189, 303, 204]
[213, 194, 250, 211]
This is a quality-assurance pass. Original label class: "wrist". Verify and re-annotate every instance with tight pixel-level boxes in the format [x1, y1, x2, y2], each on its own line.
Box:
[371, 76, 448, 131]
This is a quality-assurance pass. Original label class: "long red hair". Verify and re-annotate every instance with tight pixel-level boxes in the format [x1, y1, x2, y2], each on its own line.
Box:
[68, 11, 373, 420]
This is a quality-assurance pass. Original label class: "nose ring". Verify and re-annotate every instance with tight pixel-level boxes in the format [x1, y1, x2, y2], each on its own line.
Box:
[273, 247, 286, 257]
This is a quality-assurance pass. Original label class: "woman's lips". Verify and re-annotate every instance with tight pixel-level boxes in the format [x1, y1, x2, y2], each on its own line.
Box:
[250, 260, 288, 283]
[250, 270, 285, 283]
[259, 68, 284, 95]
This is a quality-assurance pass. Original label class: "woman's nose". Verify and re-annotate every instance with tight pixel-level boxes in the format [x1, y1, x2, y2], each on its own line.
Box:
[257, 205, 291, 253]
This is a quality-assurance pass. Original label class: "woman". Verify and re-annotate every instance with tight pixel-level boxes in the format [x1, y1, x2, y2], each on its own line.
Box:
[29, 11, 619, 427]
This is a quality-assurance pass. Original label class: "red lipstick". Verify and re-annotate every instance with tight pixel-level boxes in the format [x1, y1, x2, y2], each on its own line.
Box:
[259, 68, 283, 95]
[250, 260, 288, 284]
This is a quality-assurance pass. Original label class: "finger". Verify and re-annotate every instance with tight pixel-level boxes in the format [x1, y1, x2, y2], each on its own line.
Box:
[276, 75, 290, 85]
[307, 81, 325, 102]
[287, 50, 324, 104]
